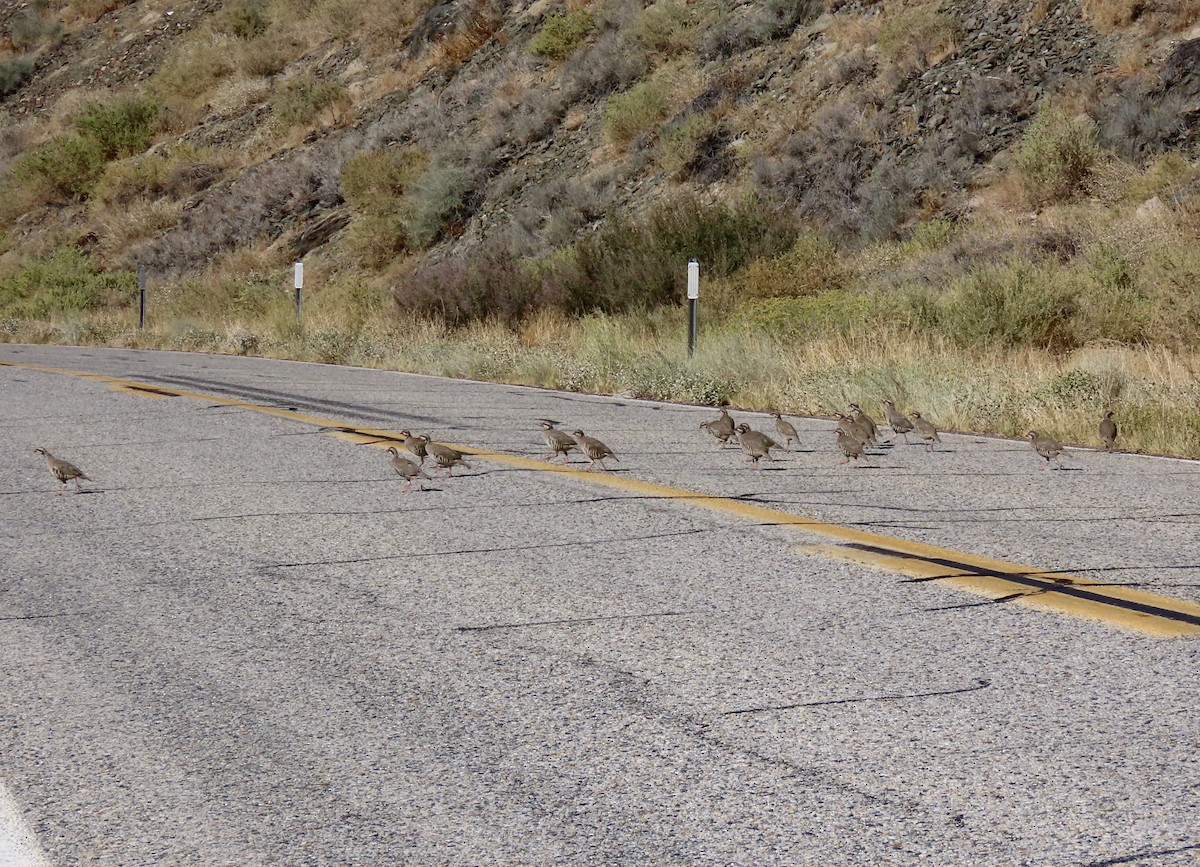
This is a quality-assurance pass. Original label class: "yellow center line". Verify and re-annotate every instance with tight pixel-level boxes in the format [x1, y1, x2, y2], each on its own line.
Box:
[8, 359, 1200, 637]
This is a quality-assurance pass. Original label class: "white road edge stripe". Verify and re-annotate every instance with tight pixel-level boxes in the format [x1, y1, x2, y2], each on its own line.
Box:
[0, 784, 51, 867]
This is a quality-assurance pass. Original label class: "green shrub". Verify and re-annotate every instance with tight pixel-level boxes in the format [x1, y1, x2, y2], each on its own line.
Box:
[602, 76, 674, 148]
[530, 9, 595, 61]
[12, 135, 107, 200]
[656, 113, 712, 177]
[931, 265, 1082, 351]
[0, 248, 136, 318]
[8, 1, 61, 51]
[0, 57, 35, 98]
[554, 196, 799, 313]
[13, 97, 160, 201]
[734, 232, 843, 299]
[1017, 106, 1101, 204]
[340, 147, 428, 213]
[272, 73, 345, 127]
[149, 41, 240, 102]
[632, 1, 699, 55]
[732, 292, 875, 340]
[72, 97, 160, 160]
[92, 143, 222, 206]
[213, 0, 270, 39]
[877, 3, 955, 69]
[406, 163, 477, 248]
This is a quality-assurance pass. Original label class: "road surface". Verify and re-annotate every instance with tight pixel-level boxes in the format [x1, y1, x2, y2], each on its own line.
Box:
[1, 344, 1198, 866]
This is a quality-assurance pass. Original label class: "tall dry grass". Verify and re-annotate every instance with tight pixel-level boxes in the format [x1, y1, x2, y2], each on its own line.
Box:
[5, 301, 1199, 458]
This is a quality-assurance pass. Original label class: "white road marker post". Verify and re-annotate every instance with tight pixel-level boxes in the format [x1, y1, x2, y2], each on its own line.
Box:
[293, 261, 304, 324]
[687, 259, 699, 358]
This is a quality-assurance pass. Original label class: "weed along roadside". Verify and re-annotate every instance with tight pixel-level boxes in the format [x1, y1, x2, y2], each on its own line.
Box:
[1, 2, 1199, 457]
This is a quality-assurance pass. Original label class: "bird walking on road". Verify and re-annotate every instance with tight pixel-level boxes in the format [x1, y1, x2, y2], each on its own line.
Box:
[836, 430, 867, 466]
[848, 404, 878, 444]
[835, 412, 870, 447]
[910, 412, 941, 452]
[540, 421, 579, 463]
[772, 412, 800, 451]
[1027, 430, 1065, 469]
[385, 447, 431, 492]
[396, 430, 428, 464]
[426, 440, 472, 476]
[33, 447, 91, 495]
[1099, 411, 1118, 451]
[572, 430, 618, 471]
[700, 409, 736, 447]
[735, 423, 779, 468]
[882, 399, 914, 444]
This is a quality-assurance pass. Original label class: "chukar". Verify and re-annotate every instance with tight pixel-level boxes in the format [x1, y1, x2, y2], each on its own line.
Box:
[1027, 430, 1064, 469]
[33, 447, 90, 495]
[910, 412, 941, 451]
[772, 412, 800, 451]
[1099, 411, 1117, 451]
[540, 421, 579, 463]
[882, 399, 914, 443]
[395, 430, 427, 464]
[735, 423, 779, 468]
[836, 430, 866, 465]
[426, 440, 472, 476]
[385, 447, 431, 492]
[848, 403, 878, 444]
[572, 430, 618, 471]
[700, 409, 736, 447]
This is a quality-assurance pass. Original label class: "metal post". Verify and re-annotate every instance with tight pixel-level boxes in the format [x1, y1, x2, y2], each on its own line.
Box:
[293, 261, 304, 323]
[137, 265, 146, 329]
[687, 259, 699, 357]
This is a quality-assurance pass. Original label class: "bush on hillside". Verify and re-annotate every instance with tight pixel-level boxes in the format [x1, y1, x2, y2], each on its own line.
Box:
[0, 248, 135, 319]
[12, 136, 107, 200]
[392, 197, 799, 323]
[0, 57, 35, 98]
[8, 1, 61, 51]
[73, 97, 161, 160]
[212, 0, 270, 39]
[602, 75, 675, 148]
[1016, 107, 1101, 204]
[530, 9, 596, 61]
[272, 74, 345, 127]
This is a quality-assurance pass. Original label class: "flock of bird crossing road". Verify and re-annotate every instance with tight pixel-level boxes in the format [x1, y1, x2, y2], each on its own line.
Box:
[31, 398, 1119, 494]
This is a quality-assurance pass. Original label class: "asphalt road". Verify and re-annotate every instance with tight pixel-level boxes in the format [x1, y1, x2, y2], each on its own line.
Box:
[1, 344, 1198, 866]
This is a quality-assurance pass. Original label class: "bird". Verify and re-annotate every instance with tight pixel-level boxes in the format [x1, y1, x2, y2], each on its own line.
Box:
[1027, 430, 1064, 469]
[700, 409, 736, 447]
[835, 430, 866, 465]
[572, 430, 618, 471]
[882, 399, 914, 443]
[1099, 411, 1118, 451]
[540, 421, 579, 463]
[772, 412, 800, 451]
[395, 430, 428, 464]
[910, 412, 941, 451]
[735, 423, 779, 468]
[848, 403, 878, 444]
[385, 446, 431, 492]
[425, 440, 472, 476]
[835, 412, 870, 447]
[33, 447, 90, 495]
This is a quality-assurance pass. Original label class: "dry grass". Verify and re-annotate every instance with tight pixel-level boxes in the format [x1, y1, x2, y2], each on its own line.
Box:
[1083, 0, 1200, 33]
[6, 299, 1200, 457]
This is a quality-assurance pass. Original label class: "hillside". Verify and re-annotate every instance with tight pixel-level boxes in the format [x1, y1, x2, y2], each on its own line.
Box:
[2, 0, 1200, 453]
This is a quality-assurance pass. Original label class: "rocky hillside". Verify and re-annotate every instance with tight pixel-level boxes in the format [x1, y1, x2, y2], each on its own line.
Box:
[1, 0, 1198, 312]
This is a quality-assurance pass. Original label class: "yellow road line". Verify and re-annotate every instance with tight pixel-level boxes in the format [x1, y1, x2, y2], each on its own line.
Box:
[8, 358, 1200, 637]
